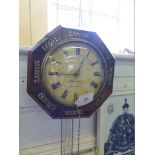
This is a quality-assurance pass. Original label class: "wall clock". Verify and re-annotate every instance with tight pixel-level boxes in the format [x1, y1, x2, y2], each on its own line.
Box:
[27, 25, 115, 119]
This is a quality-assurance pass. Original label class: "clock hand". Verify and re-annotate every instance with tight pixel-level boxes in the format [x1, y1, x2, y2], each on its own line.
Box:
[75, 58, 85, 75]
[75, 51, 91, 75]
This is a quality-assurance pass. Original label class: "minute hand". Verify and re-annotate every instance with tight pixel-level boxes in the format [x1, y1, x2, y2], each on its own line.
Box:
[76, 58, 85, 75]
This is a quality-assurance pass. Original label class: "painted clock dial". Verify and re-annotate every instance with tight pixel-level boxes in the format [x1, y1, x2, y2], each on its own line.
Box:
[42, 42, 106, 106]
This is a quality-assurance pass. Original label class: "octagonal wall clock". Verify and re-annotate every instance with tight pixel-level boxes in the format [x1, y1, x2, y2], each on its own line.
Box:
[27, 25, 115, 119]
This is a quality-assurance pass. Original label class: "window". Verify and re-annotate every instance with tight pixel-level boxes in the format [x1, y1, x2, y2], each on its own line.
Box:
[47, 0, 134, 53]
[19, 0, 134, 53]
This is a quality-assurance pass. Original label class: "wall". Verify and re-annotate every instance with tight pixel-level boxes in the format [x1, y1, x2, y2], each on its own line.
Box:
[19, 0, 31, 45]
[19, 0, 47, 46]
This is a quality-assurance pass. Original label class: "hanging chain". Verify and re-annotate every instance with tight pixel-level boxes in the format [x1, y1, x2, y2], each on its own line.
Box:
[76, 105, 81, 155]
[61, 119, 63, 155]
[71, 118, 74, 155]
[60, 108, 81, 155]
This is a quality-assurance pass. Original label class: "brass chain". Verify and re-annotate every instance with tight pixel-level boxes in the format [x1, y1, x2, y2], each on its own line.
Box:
[60, 106, 81, 155]
[71, 118, 74, 155]
[76, 105, 81, 155]
[61, 119, 63, 155]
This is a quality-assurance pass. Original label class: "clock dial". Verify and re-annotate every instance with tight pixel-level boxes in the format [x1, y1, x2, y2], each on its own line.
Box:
[27, 26, 115, 118]
[42, 42, 106, 106]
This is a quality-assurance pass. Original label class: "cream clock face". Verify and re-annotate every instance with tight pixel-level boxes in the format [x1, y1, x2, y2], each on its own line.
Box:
[42, 42, 106, 106]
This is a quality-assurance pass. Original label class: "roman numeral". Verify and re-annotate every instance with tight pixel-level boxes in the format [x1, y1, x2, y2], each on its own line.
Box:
[64, 50, 69, 57]
[91, 60, 98, 66]
[61, 90, 68, 99]
[51, 82, 61, 89]
[93, 72, 102, 76]
[76, 48, 80, 55]
[90, 81, 98, 89]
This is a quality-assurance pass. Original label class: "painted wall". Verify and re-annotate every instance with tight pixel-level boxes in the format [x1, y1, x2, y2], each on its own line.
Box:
[19, 0, 47, 46]
[19, 0, 31, 46]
